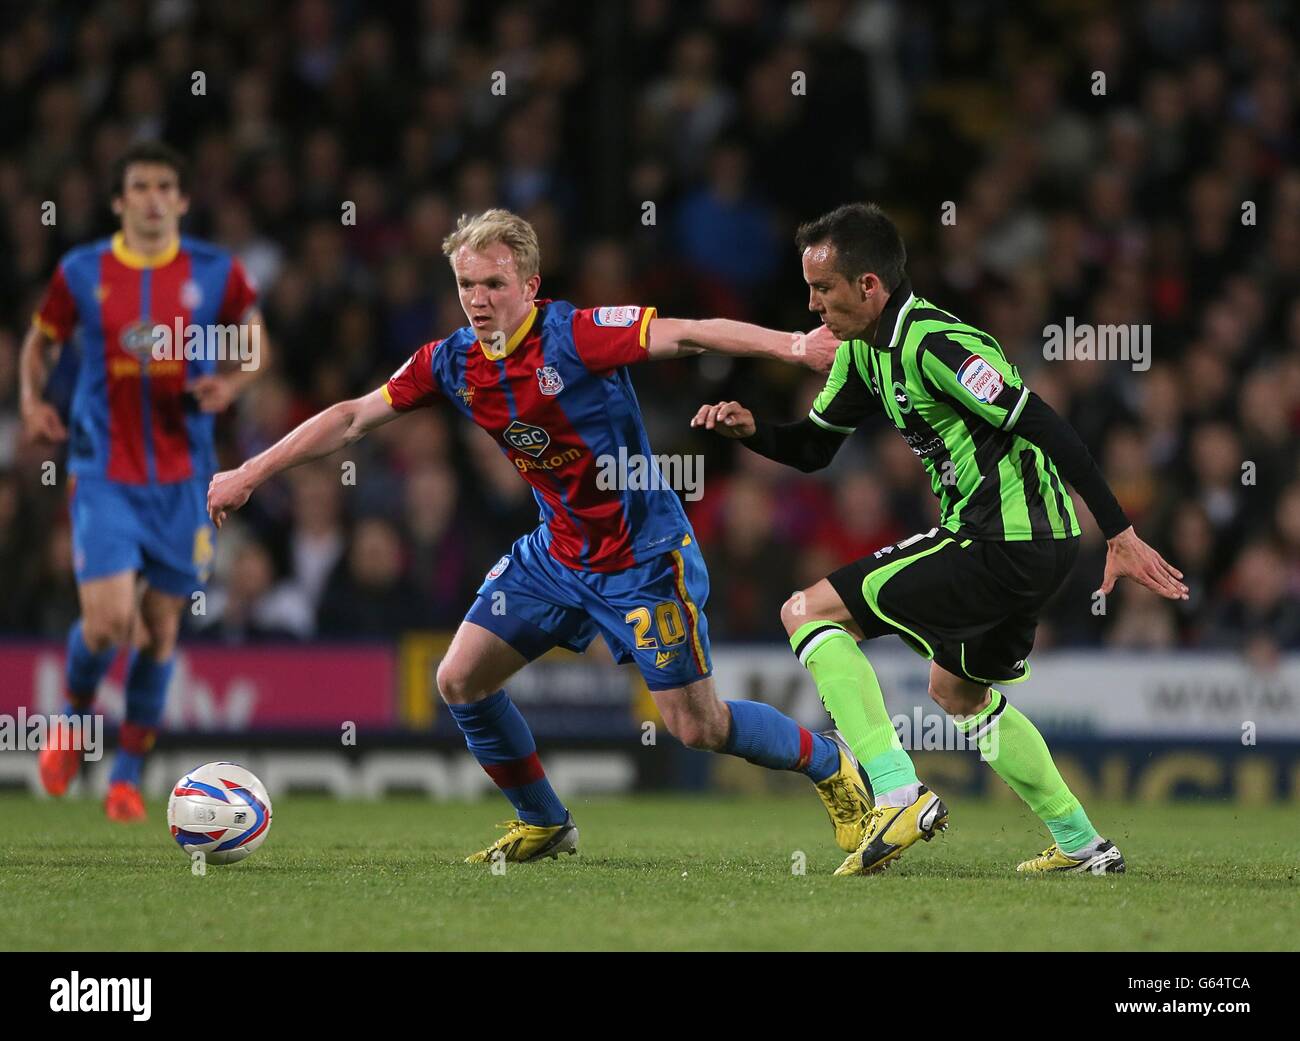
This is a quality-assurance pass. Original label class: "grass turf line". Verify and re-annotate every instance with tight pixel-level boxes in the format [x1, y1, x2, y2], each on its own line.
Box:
[0, 794, 1294, 951]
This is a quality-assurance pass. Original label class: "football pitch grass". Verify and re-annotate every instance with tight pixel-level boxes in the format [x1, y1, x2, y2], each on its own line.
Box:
[1, 793, 1295, 951]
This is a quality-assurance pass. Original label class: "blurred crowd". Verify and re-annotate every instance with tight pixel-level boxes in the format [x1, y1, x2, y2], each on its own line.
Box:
[1, 0, 1299, 660]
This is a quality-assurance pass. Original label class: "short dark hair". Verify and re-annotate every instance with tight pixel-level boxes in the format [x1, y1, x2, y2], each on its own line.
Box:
[110, 141, 188, 199]
[795, 202, 907, 291]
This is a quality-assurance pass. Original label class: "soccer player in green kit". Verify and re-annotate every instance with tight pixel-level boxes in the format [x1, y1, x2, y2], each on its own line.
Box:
[693, 203, 1188, 876]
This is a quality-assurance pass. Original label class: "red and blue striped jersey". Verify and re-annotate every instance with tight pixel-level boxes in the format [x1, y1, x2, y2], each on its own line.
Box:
[384, 299, 693, 573]
[34, 233, 258, 485]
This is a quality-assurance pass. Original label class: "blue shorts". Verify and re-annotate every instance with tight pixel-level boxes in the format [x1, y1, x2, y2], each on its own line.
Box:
[467, 527, 713, 692]
[69, 474, 216, 597]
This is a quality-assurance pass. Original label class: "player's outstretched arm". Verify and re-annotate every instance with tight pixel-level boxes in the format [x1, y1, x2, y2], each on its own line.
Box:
[1098, 527, 1188, 601]
[18, 324, 68, 443]
[647, 317, 839, 373]
[1006, 393, 1188, 601]
[207, 386, 398, 528]
[691, 400, 847, 473]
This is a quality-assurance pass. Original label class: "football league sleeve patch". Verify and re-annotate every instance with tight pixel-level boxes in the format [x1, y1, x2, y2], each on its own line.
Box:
[383, 340, 442, 411]
[921, 334, 1029, 431]
[571, 305, 656, 373]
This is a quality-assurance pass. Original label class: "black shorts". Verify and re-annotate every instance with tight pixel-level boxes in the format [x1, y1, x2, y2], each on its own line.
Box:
[827, 527, 1080, 684]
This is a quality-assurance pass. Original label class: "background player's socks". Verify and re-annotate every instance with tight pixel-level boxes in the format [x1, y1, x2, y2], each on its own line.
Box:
[790, 620, 918, 796]
[955, 689, 1100, 854]
[448, 690, 568, 826]
[723, 700, 839, 782]
[109, 651, 173, 787]
[63, 620, 116, 718]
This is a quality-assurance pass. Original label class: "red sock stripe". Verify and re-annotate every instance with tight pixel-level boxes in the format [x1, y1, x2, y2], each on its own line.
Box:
[796, 727, 814, 771]
[482, 752, 546, 790]
[118, 722, 156, 756]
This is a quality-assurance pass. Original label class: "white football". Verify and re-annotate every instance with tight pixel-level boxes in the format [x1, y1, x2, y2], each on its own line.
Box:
[167, 762, 273, 865]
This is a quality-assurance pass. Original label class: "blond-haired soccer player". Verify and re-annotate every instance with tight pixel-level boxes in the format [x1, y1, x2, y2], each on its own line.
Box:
[208, 209, 874, 864]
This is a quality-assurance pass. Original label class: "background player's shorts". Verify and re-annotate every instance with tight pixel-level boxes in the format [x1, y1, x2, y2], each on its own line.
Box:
[827, 526, 1080, 684]
[466, 526, 712, 692]
[69, 474, 216, 597]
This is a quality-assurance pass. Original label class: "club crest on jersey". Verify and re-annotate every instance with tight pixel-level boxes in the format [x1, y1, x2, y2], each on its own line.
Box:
[486, 555, 510, 580]
[503, 420, 551, 457]
[892, 381, 913, 414]
[181, 279, 203, 310]
[956, 355, 1004, 404]
[536, 366, 564, 395]
[593, 305, 641, 328]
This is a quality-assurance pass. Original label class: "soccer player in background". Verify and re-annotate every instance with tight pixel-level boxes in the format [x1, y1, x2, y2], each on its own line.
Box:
[20, 142, 268, 821]
[694, 203, 1188, 875]
[207, 208, 875, 864]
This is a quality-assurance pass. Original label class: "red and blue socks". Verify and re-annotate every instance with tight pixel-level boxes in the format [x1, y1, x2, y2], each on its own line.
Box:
[447, 691, 569, 826]
[62, 620, 116, 720]
[109, 650, 173, 788]
[723, 701, 840, 782]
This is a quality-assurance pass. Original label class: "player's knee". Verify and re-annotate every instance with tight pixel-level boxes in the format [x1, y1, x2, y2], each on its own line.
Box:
[670, 719, 714, 750]
[779, 592, 808, 635]
[141, 626, 179, 658]
[928, 676, 986, 717]
[663, 704, 728, 751]
[140, 616, 180, 657]
[435, 659, 486, 705]
[82, 611, 132, 651]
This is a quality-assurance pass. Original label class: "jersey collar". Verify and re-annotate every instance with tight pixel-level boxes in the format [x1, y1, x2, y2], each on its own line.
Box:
[871, 277, 916, 351]
[478, 304, 538, 360]
[111, 232, 180, 270]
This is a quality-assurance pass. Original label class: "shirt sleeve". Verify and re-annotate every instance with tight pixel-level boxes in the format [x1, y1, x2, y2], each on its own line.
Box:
[919, 332, 1030, 431]
[382, 341, 442, 411]
[571, 305, 656, 373]
[809, 340, 879, 433]
[217, 257, 259, 324]
[33, 264, 77, 342]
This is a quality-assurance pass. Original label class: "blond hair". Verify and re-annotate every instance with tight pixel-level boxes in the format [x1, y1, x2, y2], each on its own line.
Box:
[441, 208, 540, 280]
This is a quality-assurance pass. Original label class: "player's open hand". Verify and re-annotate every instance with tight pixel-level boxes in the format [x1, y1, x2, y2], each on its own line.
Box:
[1098, 526, 1188, 601]
[690, 401, 755, 438]
[207, 468, 253, 529]
[20, 400, 68, 443]
[793, 323, 841, 374]
[187, 374, 237, 413]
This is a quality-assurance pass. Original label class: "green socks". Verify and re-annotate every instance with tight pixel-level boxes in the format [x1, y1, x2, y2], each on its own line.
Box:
[954, 689, 1099, 854]
[789, 620, 918, 797]
[789, 621, 1099, 854]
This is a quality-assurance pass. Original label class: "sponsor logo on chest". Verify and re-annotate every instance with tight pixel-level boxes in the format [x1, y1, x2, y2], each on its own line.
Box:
[502, 420, 551, 457]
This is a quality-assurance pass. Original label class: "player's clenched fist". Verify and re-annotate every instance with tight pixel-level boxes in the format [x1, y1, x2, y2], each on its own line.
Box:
[20, 400, 68, 444]
[795, 323, 841, 374]
[207, 468, 254, 529]
[690, 401, 755, 438]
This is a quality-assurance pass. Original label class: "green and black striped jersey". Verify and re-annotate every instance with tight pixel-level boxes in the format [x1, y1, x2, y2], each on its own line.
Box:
[811, 279, 1081, 542]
